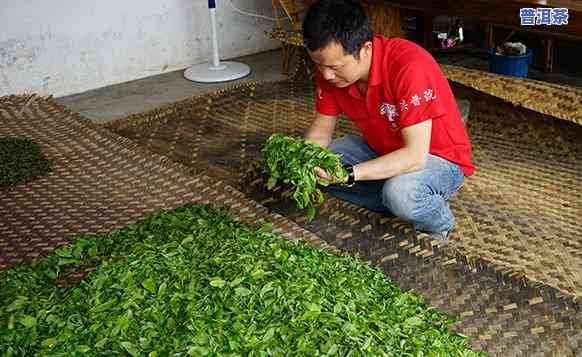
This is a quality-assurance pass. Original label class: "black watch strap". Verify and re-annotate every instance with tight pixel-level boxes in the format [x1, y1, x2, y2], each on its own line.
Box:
[343, 164, 356, 187]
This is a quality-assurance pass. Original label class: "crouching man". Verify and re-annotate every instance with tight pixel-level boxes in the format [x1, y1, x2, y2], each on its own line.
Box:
[302, 0, 474, 241]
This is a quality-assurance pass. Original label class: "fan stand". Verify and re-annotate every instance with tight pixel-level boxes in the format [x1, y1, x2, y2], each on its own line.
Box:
[184, 0, 251, 83]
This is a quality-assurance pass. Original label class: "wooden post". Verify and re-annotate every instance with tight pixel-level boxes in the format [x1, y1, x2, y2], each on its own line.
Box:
[486, 23, 495, 49]
[423, 12, 434, 50]
[365, 2, 405, 38]
[544, 38, 554, 72]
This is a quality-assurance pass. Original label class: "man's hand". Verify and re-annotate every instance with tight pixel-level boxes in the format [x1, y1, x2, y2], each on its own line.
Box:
[314, 166, 348, 185]
[304, 113, 337, 149]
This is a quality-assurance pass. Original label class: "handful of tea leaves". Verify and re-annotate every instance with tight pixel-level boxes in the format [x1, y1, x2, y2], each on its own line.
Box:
[262, 133, 347, 219]
[0, 138, 52, 188]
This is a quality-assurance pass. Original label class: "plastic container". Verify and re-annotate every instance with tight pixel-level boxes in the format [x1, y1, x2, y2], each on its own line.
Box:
[488, 48, 533, 78]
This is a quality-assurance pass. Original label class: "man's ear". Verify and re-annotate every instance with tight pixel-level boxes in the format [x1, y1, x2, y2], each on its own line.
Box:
[360, 41, 373, 58]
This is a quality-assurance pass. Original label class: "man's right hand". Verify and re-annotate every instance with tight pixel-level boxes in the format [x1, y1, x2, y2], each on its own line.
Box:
[303, 113, 337, 149]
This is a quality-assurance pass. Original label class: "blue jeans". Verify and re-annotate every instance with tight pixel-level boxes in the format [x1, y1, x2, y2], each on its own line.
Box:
[325, 135, 465, 233]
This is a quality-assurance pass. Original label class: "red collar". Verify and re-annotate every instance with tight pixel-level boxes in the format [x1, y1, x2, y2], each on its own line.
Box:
[368, 34, 384, 87]
[347, 35, 384, 99]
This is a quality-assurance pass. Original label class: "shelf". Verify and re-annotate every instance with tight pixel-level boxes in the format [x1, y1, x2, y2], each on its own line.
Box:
[430, 43, 478, 54]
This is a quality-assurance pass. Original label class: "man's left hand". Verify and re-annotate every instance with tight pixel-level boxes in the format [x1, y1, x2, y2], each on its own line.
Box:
[314, 166, 348, 185]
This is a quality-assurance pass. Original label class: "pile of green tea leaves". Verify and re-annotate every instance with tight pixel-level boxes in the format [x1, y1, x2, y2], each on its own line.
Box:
[0, 137, 52, 188]
[0, 204, 482, 356]
[262, 133, 346, 220]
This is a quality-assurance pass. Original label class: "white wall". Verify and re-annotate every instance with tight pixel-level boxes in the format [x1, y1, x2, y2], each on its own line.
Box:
[0, 0, 279, 97]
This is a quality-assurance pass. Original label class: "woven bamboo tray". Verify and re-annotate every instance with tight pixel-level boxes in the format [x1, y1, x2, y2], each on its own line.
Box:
[106, 79, 582, 356]
[0, 94, 340, 272]
[441, 64, 582, 125]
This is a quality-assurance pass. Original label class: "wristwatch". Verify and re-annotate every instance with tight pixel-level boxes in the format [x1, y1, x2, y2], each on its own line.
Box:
[343, 164, 356, 187]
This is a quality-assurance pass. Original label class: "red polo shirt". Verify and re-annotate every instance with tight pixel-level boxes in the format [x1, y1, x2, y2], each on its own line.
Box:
[315, 35, 474, 176]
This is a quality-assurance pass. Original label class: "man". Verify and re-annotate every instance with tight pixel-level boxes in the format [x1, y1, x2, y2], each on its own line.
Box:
[302, 0, 474, 241]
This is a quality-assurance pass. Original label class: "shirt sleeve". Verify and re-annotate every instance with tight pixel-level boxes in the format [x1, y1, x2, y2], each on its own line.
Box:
[391, 60, 447, 128]
[314, 72, 342, 116]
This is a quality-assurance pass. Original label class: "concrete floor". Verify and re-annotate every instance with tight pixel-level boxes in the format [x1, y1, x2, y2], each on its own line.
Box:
[57, 49, 285, 125]
[58, 47, 582, 125]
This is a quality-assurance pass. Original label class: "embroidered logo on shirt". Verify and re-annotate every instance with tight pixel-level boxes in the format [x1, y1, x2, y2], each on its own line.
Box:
[423, 88, 437, 102]
[380, 102, 400, 131]
[410, 94, 422, 107]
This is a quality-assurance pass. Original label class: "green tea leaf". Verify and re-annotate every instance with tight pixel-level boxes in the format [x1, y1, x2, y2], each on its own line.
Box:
[76, 345, 91, 353]
[141, 278, 156, 294]
[209, 278, 226, 288]
[19, 315, 36, 328]
[121, 341, 140, 357]
[90, 299, 116, 313]
[235, 287, 251, 296]
[262, 327, 276, 342]
[88, 245, 98, 258]
[6, 296, 28, 312]
[405, 316, 424, 328]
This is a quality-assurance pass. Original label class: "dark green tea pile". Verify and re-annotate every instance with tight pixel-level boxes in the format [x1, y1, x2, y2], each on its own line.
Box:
[0, 138, 52, 188]
[0, 204, 481, 356]
[263, 134, 347, 219]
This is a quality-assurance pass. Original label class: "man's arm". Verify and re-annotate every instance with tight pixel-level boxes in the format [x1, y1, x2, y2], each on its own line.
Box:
[353, 119, 432, 181]
[304, 113, 337, 148]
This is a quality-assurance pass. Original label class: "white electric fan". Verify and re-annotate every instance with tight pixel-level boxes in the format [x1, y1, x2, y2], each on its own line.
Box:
[184, 0, 251, 82]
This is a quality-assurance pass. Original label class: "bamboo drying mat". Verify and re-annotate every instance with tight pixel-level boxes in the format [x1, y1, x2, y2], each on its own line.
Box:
[106, 79, 582, 356]
[441, 64, 582, 125]
[0, 94, 340, 272]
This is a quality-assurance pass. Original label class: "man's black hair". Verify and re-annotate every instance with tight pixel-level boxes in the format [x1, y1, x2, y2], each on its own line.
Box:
[302, 0, 373, 59]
